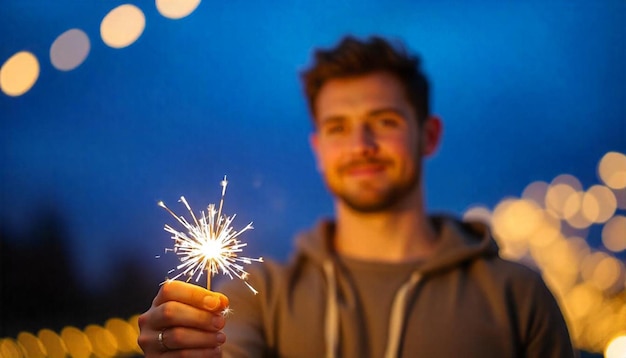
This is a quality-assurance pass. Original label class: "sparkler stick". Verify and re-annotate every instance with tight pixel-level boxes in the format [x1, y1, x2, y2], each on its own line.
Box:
[158, 176, 263, 293]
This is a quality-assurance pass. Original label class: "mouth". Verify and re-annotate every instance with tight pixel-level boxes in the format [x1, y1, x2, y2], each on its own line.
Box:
[340, 160, 388, 177]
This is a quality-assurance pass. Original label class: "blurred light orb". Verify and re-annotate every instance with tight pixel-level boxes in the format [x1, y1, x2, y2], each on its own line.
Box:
[528, 212, 562, 249]
[552, 174, 583, 191]
[565, 283, 601, 320]
[582, 185, 617, 223]
[156, 0, 201, 19]
[101, 4, 146, 49]
[60, 327, 92, 358]
[522, 180, 549, 207]
[581, 251, 609, 282]
[492, 199, 542, 242]
[17, 332, 45, 358]
[462, 205, 491, 226]
[50, 29, 91, 71]
[598, 152, 626, 190]
[562, 191, 583, 220]
[590, 256, 624, 292]
[545, 183, 577, 218]
[85, 325, 118, 357]
[105, 318, 141, 353]
[128, 314, 141, 335]
[37, 329, 67, 358]
[605, 335, 626, 358]
[602, 215, 626, 252]
[0, 338, 23, 358]
[0, 51, 39, 96]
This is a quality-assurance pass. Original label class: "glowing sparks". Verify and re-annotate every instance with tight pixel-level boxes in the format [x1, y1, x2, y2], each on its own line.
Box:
[158, 176, 263, 294]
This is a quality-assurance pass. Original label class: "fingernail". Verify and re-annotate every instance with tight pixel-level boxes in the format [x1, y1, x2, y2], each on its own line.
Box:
[204, 295, 220, 310]
[212, 314, 225, 329]
[216, 332, 226, 344]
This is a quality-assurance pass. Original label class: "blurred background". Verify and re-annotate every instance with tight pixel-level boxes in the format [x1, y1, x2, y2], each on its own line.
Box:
[1, 0, 624, 357]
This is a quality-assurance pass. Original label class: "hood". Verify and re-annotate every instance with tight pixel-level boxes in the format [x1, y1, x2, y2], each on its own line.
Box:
[291, 214, 499, 275]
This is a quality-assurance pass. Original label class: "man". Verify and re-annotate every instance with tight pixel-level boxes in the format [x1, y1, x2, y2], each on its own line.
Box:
[138, 35, 575, 357]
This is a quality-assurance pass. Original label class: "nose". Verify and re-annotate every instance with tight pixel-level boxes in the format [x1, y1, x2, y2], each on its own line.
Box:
[349, 123, 378, 156]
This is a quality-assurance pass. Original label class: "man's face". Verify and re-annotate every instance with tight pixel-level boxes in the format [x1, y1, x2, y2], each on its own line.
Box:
[310, 72, 437, 213]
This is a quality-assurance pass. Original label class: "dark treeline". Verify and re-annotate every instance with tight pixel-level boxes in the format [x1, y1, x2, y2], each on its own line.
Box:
[0, 207, 159, 337]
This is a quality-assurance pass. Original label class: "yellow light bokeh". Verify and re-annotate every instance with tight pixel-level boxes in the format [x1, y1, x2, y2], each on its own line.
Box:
[0, 51, 40, 97]
[545, 183, 577, 219]
[100, 4, 146, 49]
[599, 152, 626, 190]
[564, 283, 602, 320]
[37, 329, 67, 358]
[602, 215, 626, 253]
[60, 327, 92, 358]
[156, 0, 201, 19]
[527, 212, 562, 249]
[590, 256, 624, 293]
[0, 338, 24, 358]
[581, 251, 609, 282]
[521, 180, 549, 207]
[85, 324, 118, 358]
[462, 205, 491, 226]
[605, 334, 626, 358]
[16, 332, 45, 358]
[50, 28, 91, 71]
[105, 318, 141, 354]
[492, 198, 543, 242]
[583, 185, 617, 223]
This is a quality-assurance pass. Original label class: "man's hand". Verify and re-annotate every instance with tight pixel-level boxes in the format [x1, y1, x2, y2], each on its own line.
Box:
[138, 280, 229, 357]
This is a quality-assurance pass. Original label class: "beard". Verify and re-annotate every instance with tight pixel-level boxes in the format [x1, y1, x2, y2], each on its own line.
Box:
[324, 156, 422, 213]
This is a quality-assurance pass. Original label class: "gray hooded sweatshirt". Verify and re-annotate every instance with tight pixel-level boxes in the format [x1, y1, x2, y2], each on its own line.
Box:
[218, 215, 576, 357]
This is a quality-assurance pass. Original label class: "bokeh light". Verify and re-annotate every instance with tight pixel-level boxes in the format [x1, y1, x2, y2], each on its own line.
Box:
[105, 318, 141, 354]
[0, 51, 40, 96]
[50, 28, 91, 71]
[16, 332, 45, 358]
[599, 152, 626, 190]
[521, 180, 549, 208]
[0, 338, 23, 358]
[461, 205, 491, 226]
[602, 215, 626, 252]
[605, 334, 626, 358]
[37, 329, 67, 358]
[156, 0, 201, 19]
[84, 325, 118, 357]
[60, 327, 92, 358]
[100, 4, 146, 49]
[463, 151, 626, 354]
[582, 185, 617, 223]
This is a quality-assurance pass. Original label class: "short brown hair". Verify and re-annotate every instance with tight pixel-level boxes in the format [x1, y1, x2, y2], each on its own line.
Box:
[300, 35, 430, 125]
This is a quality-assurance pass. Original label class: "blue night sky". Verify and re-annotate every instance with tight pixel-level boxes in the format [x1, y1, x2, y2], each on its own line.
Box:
[1, 0, 624, 292]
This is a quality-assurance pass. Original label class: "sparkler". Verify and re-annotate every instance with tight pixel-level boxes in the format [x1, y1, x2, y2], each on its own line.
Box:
[158, 176, 263, 294]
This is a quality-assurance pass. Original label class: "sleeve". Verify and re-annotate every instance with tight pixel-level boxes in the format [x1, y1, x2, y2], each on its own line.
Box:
[515, 269, 578, 358]
[214, 265, 271, 358]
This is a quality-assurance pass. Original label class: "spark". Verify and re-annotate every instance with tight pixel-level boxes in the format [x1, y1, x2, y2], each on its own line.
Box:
[158, 176, 263, 294]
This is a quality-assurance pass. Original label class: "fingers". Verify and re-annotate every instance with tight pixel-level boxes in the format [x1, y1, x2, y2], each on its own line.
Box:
[160, 326, 226, 350]
[138, 323, 226, 356]
[153, 280, 229, 312]
[156, 301, 226, 331]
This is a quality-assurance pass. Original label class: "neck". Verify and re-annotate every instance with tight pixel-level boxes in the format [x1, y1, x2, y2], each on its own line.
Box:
[333, 187, 437, 262]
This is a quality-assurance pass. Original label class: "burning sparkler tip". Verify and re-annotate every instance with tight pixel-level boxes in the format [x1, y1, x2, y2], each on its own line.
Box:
[159, 178, 262, 293]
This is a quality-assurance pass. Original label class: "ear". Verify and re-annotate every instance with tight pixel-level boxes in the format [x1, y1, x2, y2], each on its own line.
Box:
[309, 132, 324, 172]
[421, 115, 442, 157]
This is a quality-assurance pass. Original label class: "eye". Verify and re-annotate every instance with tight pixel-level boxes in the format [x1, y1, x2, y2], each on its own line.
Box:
[321, 120, 347, 135]
[380, 117, 400, 127]
[373, 115, 404, 130]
